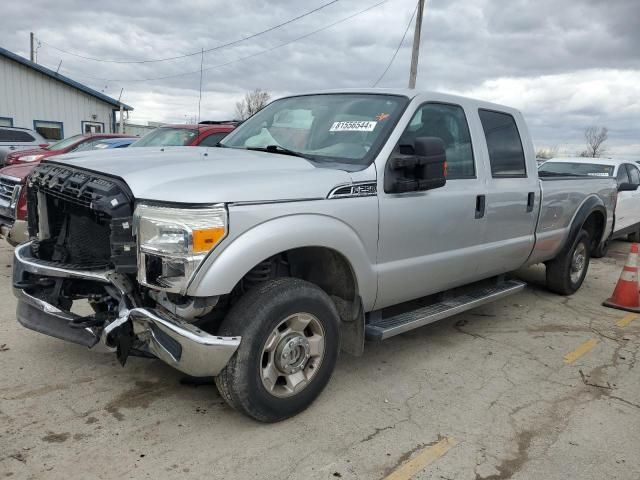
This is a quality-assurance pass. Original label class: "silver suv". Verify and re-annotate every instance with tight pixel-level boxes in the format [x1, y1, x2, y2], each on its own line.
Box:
[0, 126, 48, 166]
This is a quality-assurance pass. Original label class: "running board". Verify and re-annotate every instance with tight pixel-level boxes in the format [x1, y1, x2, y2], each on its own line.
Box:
[365, 280, 526, 341]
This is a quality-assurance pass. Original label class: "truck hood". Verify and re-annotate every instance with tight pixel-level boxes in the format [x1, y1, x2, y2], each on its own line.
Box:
[48, 146, 353, 204]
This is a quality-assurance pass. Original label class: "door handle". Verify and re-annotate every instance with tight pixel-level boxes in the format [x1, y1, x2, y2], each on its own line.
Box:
[9, 146, 16, 150]
[475, 194, 486, 219]
[527, 192, 535, 212]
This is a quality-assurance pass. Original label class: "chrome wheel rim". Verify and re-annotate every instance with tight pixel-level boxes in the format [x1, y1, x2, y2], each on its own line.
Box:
[259, 313, 325, 398]
[570, 243, 587, 283]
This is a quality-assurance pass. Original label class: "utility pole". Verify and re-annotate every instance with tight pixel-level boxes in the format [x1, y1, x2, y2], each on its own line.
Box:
[30, 32, 35, 62]
[118, 88, 125, 134]
[408, 0, 425, 89]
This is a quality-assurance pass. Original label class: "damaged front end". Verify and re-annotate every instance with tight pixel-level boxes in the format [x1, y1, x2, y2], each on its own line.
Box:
[12, 164, 239, 377]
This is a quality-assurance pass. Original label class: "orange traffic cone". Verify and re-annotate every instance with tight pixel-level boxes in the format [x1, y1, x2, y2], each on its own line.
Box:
[603, 243, 640, 312]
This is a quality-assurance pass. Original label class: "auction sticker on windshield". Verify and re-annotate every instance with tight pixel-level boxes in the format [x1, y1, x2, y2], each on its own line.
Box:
[330, 121, 377, 132]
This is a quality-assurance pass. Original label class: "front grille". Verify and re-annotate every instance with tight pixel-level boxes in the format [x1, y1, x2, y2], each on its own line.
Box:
[28, 163, 137, 273]
[0, 175, 19, 204]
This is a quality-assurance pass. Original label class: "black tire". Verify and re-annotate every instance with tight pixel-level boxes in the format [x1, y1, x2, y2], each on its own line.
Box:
[546, 229, 591, 295]
[215, 278, 340, 422]
[592, 237, 609, 258]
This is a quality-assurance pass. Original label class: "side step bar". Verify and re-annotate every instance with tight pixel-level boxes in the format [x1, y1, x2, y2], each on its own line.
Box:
[365, 279, 526, 341]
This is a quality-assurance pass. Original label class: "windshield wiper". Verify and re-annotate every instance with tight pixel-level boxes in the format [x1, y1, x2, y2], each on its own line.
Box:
[246, 145, 310, 159]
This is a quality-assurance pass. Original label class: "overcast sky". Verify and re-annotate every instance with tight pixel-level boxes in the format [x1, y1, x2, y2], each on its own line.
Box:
[3, 0, 639, 156]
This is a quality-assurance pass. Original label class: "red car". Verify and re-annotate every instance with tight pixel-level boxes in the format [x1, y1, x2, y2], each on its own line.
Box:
[0, 162, 32, 244]
[0, 122, 237, 245]
[5, 133, 132, 165]
[129, 122, 237, 148]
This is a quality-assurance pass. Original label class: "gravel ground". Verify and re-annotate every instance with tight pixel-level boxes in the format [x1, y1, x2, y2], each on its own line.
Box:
[1, 239, 639, 480]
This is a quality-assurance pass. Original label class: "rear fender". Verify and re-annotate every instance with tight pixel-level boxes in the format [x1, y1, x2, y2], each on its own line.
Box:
[186, 214, 377, 310]
[561, 195, 608, 257]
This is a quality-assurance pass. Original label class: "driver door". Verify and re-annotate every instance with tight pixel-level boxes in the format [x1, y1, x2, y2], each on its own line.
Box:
[375, 101, 487, 309]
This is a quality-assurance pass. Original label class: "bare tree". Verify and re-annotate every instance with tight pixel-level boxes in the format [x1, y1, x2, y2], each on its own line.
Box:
[235, 89, 271, 120]
[580, 126, 608, 158]
[535, 145, 559, 160]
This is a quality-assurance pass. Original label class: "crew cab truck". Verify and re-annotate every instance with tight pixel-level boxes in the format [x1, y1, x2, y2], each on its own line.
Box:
[13, 89, 616, 422]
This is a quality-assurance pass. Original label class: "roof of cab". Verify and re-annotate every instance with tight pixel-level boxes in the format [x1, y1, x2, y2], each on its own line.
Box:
[279, 88, 524, 116]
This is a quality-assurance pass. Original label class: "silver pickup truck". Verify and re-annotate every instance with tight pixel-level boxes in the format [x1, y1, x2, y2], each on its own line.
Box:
[13, 89, 619, 422]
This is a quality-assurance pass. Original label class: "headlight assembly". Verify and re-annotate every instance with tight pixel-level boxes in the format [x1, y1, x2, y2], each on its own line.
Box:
[133, 204, 227, 293]
[20, 154, 45, 162]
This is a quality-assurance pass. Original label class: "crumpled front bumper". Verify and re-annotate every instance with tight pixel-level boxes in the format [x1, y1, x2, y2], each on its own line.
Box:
[13, 242, 240, 377]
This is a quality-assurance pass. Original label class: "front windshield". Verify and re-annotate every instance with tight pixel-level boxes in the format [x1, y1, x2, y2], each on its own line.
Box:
[539, 161, 614, 177]
[131, 128, 198, 147]
[220, 94, 409, 167]
[48, 134, 84, 151]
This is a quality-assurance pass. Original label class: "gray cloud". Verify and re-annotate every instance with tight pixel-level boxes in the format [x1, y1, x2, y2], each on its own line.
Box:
[1, 0, 639, 153]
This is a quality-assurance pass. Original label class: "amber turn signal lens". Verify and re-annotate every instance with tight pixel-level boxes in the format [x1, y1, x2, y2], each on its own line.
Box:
[192, 227, 226, 253]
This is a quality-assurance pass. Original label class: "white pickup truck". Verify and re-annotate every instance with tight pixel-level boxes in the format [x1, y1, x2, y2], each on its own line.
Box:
[13, 89, 618, 421]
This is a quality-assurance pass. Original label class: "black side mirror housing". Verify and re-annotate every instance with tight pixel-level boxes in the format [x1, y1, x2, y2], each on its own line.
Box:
[385, 137, 447, 194]
[618, 182, 639, 192]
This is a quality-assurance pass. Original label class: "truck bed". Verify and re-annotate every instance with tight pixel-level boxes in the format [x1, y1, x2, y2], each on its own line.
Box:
[528, 175, 617, 265]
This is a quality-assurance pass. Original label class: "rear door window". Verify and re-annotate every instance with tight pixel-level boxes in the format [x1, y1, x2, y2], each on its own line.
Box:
[479, 110, 527, 177]
[199, 132, 229, 147]
[0, 129, 36, 142]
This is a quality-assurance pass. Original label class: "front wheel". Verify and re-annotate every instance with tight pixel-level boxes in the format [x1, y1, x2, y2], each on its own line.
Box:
[215, 278, 340, 422]
[546, 229, 591, 295]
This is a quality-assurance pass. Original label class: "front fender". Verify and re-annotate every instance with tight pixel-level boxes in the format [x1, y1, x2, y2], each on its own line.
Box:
[186, 214, 378, 310]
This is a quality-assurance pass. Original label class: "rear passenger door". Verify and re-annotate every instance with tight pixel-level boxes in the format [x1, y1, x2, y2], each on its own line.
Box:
[476, 109, 539, 276]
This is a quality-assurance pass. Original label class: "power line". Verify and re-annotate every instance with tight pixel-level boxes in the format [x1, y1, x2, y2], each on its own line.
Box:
[372, 0, 418, 87]
[38, 0, 339, 64]
[53, 0, 388, 84]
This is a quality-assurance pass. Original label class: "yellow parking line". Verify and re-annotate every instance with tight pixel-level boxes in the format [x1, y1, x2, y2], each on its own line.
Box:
[617, 313, 638, 328]
[384, 437, 458, 480]
[564, 339, 598, 364]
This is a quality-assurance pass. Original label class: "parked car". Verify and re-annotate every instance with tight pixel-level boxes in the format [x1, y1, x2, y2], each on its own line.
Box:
[539, 158, 640, 245]
[74, 137, 138, 151]
[130, 121, 237, 148]
[0, 126, 49, 167]
[13, 90, 616, 422]
[0, 162, 31, 244]
[4, 133, 132, 165]
[0, 136, 138, 245]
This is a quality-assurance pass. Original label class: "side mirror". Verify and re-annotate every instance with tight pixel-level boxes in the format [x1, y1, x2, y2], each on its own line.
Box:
[385, 137, 447, 194]
[618, 182, 639, 192]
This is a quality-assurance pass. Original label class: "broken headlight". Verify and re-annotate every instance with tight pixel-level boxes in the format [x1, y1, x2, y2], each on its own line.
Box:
[133, 203, 227, 293]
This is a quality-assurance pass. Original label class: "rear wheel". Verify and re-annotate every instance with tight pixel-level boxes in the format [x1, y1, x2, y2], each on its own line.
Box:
[215, 278, 340, 422]
[592, 237, 609, 258]
[546, 229, 591, 295]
